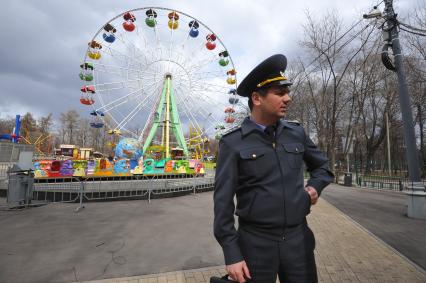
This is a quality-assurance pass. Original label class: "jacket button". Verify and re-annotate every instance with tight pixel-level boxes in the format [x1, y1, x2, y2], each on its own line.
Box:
[252, 154, 256, 159]
[295, 148, 299, 152]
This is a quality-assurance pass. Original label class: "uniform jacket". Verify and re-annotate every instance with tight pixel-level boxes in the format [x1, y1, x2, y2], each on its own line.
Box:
[213, 117, 334, 265]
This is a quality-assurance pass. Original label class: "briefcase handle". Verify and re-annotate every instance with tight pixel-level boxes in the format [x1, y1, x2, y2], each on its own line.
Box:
[210, 274, 231, 282]
[210, 274, 253, 283]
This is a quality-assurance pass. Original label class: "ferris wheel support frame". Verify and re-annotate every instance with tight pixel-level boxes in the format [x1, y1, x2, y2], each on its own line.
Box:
[142, 75, 188, 157]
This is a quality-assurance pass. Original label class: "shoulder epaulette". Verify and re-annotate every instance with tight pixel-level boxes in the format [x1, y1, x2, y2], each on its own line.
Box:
[285, 119, 300, 125]
[222, 125, 241, 137]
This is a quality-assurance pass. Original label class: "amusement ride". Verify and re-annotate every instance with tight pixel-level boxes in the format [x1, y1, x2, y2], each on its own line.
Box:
[34, 7, 243, 178]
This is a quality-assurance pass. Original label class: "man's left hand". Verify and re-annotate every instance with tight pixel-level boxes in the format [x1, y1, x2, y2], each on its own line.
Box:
[304, 186, 318, 205]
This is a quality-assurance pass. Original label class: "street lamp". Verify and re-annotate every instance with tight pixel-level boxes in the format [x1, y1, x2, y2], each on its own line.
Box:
[365, 1, 426, 219]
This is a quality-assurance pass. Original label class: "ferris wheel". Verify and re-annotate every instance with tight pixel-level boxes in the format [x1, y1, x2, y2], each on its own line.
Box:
[79, 7, 243, 158]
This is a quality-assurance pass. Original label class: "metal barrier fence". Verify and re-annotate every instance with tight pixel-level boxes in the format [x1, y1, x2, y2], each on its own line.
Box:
[335, 171, 426, 191]
[0, 163, 13, 195]
[33, 179, 81, 203]
[0, 163, 13, 180]
[32, 170, 216, 204]
[357, 175, 426, 191]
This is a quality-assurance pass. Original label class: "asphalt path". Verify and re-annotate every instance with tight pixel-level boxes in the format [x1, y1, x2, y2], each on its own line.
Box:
[322, 185, 426, 271]
[0, 193, 223, 283]
[1, 184, 425, 283]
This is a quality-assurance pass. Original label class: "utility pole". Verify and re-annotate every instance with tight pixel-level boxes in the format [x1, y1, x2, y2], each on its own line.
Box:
[385, 112, 391, 176]
[381, 0, 422, 184]
[380, 0, 426, 219]
[419, 102, 425, 166]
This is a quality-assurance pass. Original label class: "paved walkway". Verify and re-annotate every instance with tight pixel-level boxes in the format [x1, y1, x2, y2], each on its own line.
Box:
[81, 196, 426, 283]
[322, 185, 426, 270]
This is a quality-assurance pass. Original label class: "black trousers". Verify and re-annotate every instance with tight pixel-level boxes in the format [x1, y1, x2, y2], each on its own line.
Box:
[238, 223, 317, 283]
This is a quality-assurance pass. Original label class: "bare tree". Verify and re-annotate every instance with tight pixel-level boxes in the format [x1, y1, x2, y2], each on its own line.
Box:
[298, 10, 378, 172]
[20, 112, 38, 141]
[59, 110, 80, 144]
[38, 114, 53, 134]
[340, 31, 393, 174]
[286, 61, 316, 136]
[402, 2, 426, 63]
[361, 72, 398, 173]
[37, 113, 53, 154]
[0, 116, 15, 135]
[75, 118, 91, 148]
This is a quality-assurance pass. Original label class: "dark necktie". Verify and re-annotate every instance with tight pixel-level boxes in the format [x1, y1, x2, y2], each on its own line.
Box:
[264, 124, 276, 141]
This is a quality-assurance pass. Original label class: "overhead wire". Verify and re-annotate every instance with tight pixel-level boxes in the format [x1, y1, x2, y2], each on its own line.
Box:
[291, 0, 385, 91]
[293, 5, 381, 80]
[399, 26, 426, 37]
[292, 20, 377, 95]
[399, 21, 426, 34]
[299, 18, 364, 72]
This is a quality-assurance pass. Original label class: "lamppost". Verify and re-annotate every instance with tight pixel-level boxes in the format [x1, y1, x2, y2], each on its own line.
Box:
[364, 1, 426, 219]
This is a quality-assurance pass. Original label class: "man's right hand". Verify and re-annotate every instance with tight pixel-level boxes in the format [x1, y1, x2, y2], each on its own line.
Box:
[226, 260, 251, 283]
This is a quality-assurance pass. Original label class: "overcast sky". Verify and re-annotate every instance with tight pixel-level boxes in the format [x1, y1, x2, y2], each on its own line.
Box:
[0, 0, 420, 129]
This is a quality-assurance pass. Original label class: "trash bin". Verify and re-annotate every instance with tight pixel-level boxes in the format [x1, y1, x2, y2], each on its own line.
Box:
[344, 172, 352, 187]
[7, 164, 34, 206]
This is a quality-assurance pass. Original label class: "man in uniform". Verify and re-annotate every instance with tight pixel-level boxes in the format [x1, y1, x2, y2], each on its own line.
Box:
[213, 54, 334, 283]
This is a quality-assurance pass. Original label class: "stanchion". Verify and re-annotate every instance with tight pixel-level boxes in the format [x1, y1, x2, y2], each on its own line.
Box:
[74, 177, 85, 213]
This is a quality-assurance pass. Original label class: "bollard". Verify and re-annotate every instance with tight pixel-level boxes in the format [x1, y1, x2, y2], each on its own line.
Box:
[74, 177, 85, 213]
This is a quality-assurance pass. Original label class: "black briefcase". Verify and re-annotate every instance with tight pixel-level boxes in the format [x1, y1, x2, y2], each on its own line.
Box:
[210, 275, 234, 283]
[210, 274, 253, 283]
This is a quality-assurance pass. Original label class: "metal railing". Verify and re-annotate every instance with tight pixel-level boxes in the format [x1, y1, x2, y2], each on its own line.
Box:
[357, 174, 426, 191]
[335, 170, 426, 191]
[32, 171, 216, 204]
[0, 163, 14, 197]
[0, 162, 13, 180]
[33, 179, 82, 203]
